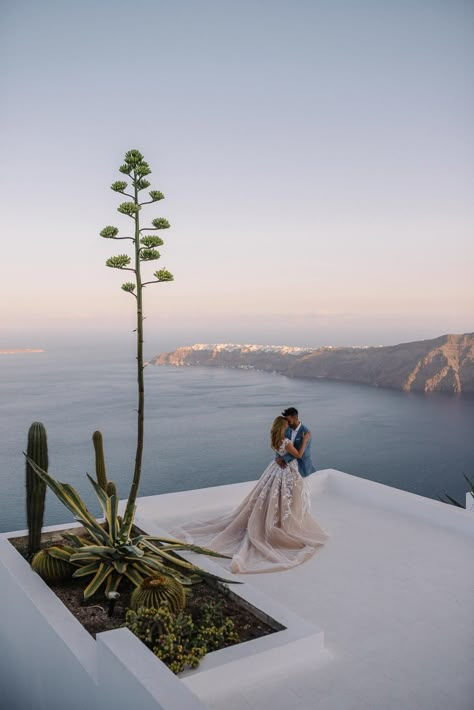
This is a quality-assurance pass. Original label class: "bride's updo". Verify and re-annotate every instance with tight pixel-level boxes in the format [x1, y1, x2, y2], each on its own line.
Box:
[270, 416, 288, 450]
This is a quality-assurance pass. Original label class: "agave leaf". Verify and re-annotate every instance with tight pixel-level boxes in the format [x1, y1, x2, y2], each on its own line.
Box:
[47, 546, 75, 562]
[139, 536, 230, 559]
[112, 559, 128, 574]
[70, 549, 115, 564]
[123, 565, 145, 588]
[119, 544, 144, 558]
[72, 562, 101, 578]
[61, 533, 90, 548]
[133, 555, 169, 575]
[106, 494, 119, 543]
[442, 493, 465, 508]
[71, 545, 116, 558]
[24, 456, 108, 545]
[83, 563, 113, 599]
[139, 542, 239, 584]
[462, 474, 474, 493]
[154, 547, 239, 584]
[118, 501, 136, 544]
[105, 572, 123, 596]
[86, 474, 108, 516]
[159, 543, 231, 559]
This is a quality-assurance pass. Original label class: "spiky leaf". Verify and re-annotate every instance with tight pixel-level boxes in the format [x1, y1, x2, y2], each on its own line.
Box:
[61, 533, 90, 548]
[72, 562, 101, 578]
[105, 572, 123, 596]
[47, 546, 75, 562]
[123, 565, 145, 588]
[83, 563, 113, 599]
[24, 456, 109, 545]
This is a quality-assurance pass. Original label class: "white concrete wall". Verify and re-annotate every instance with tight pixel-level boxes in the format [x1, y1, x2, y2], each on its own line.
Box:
[0, 527, 207, 710]
[320, 469, 474, 537]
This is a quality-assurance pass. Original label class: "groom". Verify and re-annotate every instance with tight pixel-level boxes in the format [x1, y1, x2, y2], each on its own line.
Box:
[276, 406, 316, 477]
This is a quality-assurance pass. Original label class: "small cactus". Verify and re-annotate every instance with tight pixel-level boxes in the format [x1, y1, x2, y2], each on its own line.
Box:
[130, 575, 186, 615]
[31, 547, 73, 584]
[26, 422, 48, 554]
[92, 431, 108, 491]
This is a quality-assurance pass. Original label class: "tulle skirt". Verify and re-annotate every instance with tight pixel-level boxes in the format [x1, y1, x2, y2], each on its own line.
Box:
[171, 461, 328, 574]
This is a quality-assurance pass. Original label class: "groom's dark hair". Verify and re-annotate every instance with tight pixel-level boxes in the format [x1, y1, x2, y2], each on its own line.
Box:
[282, 407, 298, 417]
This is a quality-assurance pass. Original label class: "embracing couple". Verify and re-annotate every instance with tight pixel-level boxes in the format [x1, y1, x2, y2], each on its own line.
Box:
[172, 407, 328, 574]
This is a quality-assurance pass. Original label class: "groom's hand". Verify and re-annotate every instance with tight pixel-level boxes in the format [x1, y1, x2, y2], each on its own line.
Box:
[276, 457, 287, 468]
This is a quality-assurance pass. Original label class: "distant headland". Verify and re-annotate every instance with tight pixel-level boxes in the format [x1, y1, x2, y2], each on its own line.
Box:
[0, 348, 45, 355]
[151, 333, 474, 394]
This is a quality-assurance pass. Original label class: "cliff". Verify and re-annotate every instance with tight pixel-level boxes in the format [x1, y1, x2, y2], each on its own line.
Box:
[151, 334, 474, 393]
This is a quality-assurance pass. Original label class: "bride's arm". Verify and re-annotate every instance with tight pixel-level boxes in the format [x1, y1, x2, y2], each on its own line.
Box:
[285, 432, 311, 459]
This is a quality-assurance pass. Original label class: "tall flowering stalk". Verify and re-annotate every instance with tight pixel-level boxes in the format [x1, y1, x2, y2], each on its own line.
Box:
[100, 149, 173, 518]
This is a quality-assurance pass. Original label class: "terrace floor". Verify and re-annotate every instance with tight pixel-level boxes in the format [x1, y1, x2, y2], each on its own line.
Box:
[135, 470, 474, 710]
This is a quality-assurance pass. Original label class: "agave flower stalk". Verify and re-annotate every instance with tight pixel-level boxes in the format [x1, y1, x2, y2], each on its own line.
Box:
[102, 150, 174, 520]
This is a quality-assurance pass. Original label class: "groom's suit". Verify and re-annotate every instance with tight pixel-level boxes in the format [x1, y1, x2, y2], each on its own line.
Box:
[279, 424, 316, 478]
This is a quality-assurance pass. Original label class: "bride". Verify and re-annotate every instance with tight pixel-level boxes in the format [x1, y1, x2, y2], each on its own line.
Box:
[171, 416, 328, 574]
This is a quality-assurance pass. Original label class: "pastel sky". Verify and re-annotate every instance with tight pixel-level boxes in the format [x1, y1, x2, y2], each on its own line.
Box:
[1, 0, 473, 351]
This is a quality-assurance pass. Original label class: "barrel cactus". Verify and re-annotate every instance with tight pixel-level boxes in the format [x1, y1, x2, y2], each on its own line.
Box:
[31, 546, 73, 584]
[26, 422, 48, 554]
[130, 575, 186, 614]
[92, 430, 108, 491]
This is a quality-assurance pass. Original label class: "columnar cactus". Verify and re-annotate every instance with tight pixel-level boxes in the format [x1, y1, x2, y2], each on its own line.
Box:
[130, 575, 186, 614]
[26, 422, 48, 554]
[106, 480, 117, 497]
[92, 430, 108, 491]
[31, 546, 73, 584]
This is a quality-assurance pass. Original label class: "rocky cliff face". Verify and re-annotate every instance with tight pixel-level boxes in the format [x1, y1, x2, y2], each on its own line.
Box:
[151, 334, 474, 393]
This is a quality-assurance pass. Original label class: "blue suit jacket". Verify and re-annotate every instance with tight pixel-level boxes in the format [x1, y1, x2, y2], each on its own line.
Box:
[277, 424, 316, 478]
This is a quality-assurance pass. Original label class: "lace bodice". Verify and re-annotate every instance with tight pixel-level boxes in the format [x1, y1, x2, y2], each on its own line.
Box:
[276, 437, 291, 456]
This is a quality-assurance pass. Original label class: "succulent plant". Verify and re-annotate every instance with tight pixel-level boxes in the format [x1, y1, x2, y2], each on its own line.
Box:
[24, 458, 237, 600]
[26, 422, 48, 554]
[126, 602, 239, 674]
[130, 575, 186, 614]
[31, 546, 74, 584]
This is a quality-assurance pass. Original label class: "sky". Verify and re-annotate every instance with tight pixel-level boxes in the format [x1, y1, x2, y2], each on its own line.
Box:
[1, 0, 473, 352]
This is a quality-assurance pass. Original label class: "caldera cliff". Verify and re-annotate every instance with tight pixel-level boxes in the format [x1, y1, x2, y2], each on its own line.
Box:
[151, 333, 474, 393]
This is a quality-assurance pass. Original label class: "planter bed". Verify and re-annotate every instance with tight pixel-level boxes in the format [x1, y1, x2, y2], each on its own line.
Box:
[9, 530, 281, 643]
[1, 517, 324, 710]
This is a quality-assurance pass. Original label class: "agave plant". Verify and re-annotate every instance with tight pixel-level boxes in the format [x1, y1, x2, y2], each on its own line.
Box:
[26, 456, 239, 600]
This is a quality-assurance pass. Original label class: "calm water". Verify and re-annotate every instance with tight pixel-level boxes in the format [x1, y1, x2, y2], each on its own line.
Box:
[1, 347, 473, 533]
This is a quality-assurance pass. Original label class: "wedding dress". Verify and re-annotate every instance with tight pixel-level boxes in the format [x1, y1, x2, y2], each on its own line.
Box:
[171, 439, 328, 574]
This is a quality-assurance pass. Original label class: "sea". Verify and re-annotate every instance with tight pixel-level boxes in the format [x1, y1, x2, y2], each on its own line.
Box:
[1, 344, 474, 534]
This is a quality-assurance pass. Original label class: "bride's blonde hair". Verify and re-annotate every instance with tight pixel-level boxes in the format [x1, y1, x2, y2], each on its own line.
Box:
[270, 416, 288, 450]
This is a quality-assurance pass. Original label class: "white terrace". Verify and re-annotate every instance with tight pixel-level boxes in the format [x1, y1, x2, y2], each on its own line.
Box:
[135, 470, 474, 710]
[1, 470, 473, 710]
